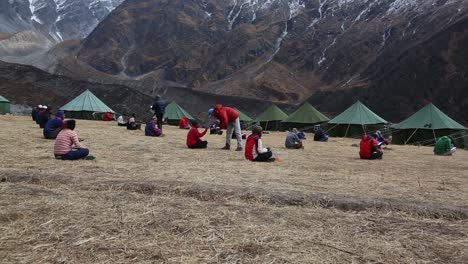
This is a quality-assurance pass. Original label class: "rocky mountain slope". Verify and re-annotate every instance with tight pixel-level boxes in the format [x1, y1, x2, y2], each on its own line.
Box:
[0, 61, 277, 118]
[0, 0, 124, 41]
[75, 0, 467, 107]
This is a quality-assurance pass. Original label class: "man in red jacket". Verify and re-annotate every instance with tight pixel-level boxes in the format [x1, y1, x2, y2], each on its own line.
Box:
[186, 120, 208, 149]
[359, 135, 383, 160]
[209, 104, 243, 151]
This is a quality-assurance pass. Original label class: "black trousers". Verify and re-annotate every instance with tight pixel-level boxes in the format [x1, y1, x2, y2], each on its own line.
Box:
[189, 141, 208, 149]
[156, 113, 164, 130]
[254, 151, 273, 162]
[370, 152, 383, 160]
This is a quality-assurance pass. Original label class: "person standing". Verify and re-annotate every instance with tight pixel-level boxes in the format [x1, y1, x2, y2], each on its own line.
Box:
[151, 95, 166, 131]
[209, 104, 243, 151]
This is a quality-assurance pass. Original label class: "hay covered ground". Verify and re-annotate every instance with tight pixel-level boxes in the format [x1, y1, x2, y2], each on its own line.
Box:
[1, 115, 467, 263]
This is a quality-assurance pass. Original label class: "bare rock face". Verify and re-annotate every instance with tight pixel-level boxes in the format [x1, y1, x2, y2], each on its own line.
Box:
[75, 0, 468, 108]
[0, 0, 124, 41]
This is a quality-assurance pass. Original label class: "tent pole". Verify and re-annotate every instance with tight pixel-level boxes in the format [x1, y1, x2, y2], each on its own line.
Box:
[344, 124, 351, 138]
[432, 129, 437, 142]
[266, 121, 269, 131]
[404, 128, 419, 145]
[325, 124, 338, 134]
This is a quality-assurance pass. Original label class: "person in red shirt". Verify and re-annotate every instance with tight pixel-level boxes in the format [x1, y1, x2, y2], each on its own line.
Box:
[179, 116, 190, 129]
[359, 135, 383, 160]
[208, 104, 243, 151]
[186, 120, 208, 149]
[245, 125, 275, 162]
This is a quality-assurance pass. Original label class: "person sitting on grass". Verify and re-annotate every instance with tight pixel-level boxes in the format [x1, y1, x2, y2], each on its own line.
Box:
[285, 128, 304, 149]
[245, 125, 275, 162]
[43, 110, 65, 139]
[127, 113, 141, 130]
[54, 120, 94, 160]
[186, 120, 208, 149]
[210, 123, 223, 135]
[314, 127, 329, 142]
[117, 115, 127, 126]
[145, 119, 162, 137]
[434, 136, 456, 156]
[372, 130, 392, 148]
[37, 105, 51, 128]
[179, 116, 190, 129]
[359, 135, 383, 160]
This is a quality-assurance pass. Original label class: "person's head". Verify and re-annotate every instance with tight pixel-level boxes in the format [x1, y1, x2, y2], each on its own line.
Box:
[208, 108, 214, 117]
[191, 120, 200, 128]
[252, 125, 263, 136]
[38, 104, 43, 109]
[292, 128, 298, 133]
[56, 110, 65, 118]
[65, 119, 76, 130]
[132, 113, 136, 118]
[155, 95, 161, 100]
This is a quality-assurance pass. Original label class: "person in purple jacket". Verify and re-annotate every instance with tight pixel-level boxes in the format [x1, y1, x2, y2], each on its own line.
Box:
[44, 110, 65, 139]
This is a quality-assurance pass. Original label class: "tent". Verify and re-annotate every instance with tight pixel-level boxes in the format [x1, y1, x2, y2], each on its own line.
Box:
[60, 90, 115, 120]
[281, 102, 329, 131]
[0, 96, 10, 114]
[163, 101, 194, 126]
[327, 101, 387, 137]
[392, 103, 467, 146]
[255, 104, 288, 131]
[234, 108, 253, 130]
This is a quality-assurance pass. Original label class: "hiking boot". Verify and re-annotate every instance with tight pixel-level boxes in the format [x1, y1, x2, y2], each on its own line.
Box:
[267, 158, 276, 162]
[235, 146, 243, 151]
[84, 155, 96, 160]
[221, 144, 230, 150]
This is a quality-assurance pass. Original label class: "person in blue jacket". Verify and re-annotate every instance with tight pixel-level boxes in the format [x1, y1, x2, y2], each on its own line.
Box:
[44, 110, 65, 139]
[145, 119, 162, 137]
[151, 95, 166, 130]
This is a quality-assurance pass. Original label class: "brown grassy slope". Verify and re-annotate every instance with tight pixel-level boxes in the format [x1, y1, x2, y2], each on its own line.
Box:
[0, 116, 467, 263]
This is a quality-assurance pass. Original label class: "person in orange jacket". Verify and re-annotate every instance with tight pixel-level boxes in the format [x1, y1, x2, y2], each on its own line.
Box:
[186, 120, 208, 148]
[208, 104, 243, 151]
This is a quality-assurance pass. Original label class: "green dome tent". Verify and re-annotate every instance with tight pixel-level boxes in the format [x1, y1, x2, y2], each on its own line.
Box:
[255, 104, 288, 131]
[234, 108, 253, 130]
[281, 102, 329, 131]
[392, 103, 467, 146]
[60, 90, 115, 120]
[0, 96, 11, 115]
[327, 101, 387, 137]
[163, 102, 194, 126]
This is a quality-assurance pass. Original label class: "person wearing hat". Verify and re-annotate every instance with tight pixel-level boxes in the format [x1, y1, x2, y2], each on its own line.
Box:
[186, 120, 208, 149]
[37, 105, 52, 129]
[35, 105, 46, 125]
[209, 104, 243, 151]
[31, 105, 41, 121]
[245, 125, 275, 162]
[43, 110, 65, 139]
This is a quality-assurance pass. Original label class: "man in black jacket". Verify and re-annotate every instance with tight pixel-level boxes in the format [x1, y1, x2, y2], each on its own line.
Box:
[151, 95, 166, 130]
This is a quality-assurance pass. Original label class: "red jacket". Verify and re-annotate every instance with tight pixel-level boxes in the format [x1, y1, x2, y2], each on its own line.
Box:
[179, 117, 188, 128]
[245, 134, 259, 161]
[213, 104, 239, 129]
[102, 112, 113, 121]
[186, 127, 208, 147]
[360, 135, 379, 159]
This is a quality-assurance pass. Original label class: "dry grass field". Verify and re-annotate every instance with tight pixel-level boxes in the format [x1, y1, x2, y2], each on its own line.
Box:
[1, 115, 467, 263]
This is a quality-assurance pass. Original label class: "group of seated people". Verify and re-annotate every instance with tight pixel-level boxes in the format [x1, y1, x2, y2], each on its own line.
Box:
[31, 105, 94, 160]
[117, 113, 142, 130]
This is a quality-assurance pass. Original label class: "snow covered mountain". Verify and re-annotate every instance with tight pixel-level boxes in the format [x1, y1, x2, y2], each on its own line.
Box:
[0, 0, 124, 40]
